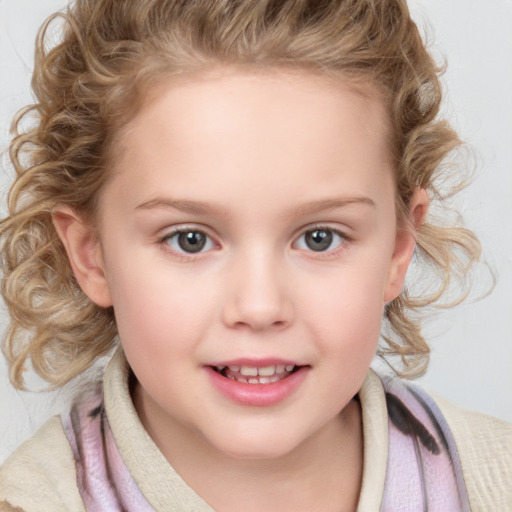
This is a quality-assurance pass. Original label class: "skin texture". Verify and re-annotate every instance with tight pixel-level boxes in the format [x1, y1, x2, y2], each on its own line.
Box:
[53, 69, 427, 511]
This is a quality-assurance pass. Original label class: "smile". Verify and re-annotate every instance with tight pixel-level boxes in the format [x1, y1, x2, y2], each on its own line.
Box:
[205, 361, 309, 407]
[212, 364, 298, 384]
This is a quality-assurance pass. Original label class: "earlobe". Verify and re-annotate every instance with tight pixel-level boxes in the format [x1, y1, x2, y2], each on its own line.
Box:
[52, 206, 113, 307]
[384, 188, 429, 303]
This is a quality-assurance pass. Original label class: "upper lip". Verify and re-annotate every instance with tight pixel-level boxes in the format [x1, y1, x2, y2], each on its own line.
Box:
[206, 358, 305, 368]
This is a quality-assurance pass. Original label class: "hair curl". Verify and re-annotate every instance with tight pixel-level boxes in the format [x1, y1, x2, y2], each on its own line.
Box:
[1, 0, 481, 389]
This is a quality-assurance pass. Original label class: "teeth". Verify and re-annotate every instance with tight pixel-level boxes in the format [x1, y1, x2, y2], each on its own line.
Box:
[240, 366, 258, 376]
[216, 363, 298, 381]
[258, 365, 276, 376]
[239, 365, 295, 376]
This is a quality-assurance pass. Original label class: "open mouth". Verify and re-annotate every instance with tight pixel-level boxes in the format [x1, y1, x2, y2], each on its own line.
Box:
[206, 362, 310, 406]
[211, 364, 301, 384]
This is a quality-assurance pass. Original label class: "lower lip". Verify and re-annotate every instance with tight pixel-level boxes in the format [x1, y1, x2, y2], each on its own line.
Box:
[204, 366, 310, 407]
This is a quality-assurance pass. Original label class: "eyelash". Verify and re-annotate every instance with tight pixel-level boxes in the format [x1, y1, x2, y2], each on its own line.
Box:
[158, 225, 349, 259]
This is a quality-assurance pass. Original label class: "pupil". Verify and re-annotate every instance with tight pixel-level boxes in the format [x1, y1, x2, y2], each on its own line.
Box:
[306, 229, 332, 251]
[178, 231, 206, 253]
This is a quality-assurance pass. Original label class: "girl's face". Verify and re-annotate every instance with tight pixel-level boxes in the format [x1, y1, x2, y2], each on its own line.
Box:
[87, 70, 416, 460]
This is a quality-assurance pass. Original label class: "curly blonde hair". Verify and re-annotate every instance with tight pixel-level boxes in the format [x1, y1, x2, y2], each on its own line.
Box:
[1, 0, 480, 389]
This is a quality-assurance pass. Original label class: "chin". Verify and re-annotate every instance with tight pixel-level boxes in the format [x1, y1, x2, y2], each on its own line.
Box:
[219, 444, 296, 461]
[206, 426, 307, 461]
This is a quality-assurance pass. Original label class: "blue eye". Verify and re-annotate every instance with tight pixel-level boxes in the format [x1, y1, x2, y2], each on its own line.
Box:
[164, 229, 214, 254]
[295, 228, 345, 252]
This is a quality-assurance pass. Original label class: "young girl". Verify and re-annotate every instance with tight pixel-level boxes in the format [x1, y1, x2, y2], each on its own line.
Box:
[0, 0, 510, 510]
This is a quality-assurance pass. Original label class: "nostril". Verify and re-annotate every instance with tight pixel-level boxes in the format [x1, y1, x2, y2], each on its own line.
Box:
[229, 315, 290, 331]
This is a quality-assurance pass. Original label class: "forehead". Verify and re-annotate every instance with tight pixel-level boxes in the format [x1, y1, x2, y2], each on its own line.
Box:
[114, 68, 392, 154]
[105, 69, 395, 216]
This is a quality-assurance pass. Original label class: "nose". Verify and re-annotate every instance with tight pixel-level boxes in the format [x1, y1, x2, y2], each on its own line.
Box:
[221, 251, 293, 332]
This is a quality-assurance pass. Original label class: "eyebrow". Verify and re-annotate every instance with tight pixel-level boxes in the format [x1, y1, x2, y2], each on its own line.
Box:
[135, 198, 229, 216]
[292, 196, 376, 217]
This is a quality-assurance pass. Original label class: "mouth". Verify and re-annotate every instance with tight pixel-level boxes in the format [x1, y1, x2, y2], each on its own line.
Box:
[205, 361, 310, 406]
[210, 364, 301, 384]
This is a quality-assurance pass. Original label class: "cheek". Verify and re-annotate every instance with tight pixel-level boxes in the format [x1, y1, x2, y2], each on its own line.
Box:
[103, 248, 219, 356]
[327, 252, 391, 301]
[302, 256, 391, 351]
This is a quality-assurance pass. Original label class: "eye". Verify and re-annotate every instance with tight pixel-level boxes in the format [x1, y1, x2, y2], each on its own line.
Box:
[295, 227, 345, 252]
[163, 229, 214, 254]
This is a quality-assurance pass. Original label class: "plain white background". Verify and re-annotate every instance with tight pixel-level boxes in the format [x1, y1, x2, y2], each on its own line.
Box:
[0, 0, 511, 464]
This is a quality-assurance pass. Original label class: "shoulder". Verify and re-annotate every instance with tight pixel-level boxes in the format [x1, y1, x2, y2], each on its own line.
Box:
[0, 416, 85, 512]
[433, 393, 512, 512]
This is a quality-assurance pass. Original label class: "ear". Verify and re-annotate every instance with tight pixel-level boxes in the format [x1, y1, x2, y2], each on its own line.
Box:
[52, 205, 113, 307]
[383, 188, 429, 303]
